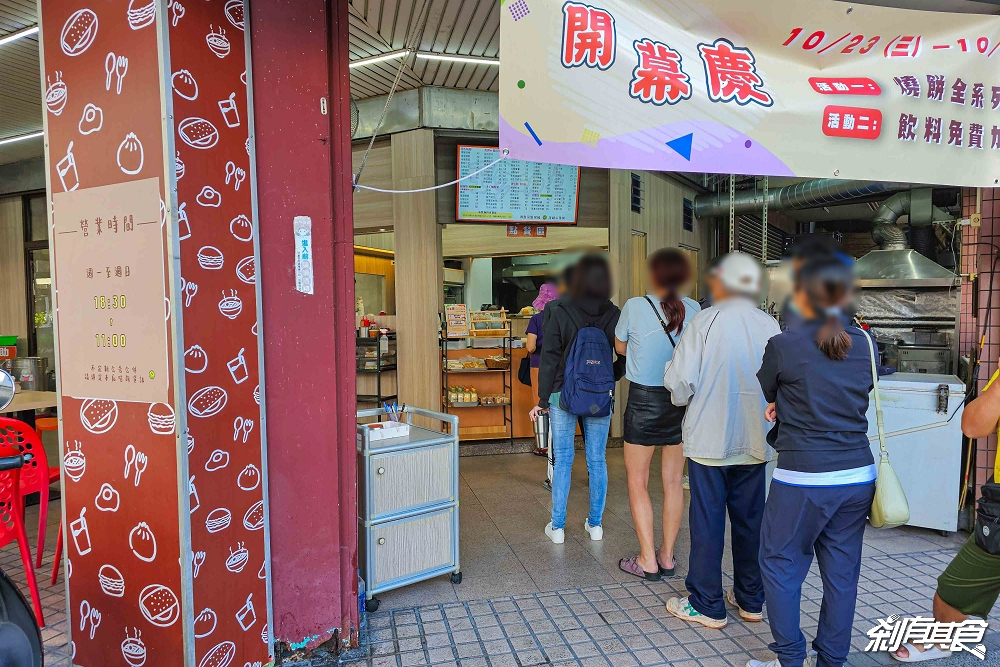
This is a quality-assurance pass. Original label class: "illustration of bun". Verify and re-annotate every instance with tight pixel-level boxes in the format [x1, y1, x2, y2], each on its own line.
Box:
[188, 386, 228, 418]
[197, 246, 224, 270]
[206, 25, 231, 58]
[61, 9, 98, 56]
[198, 641, 235, 667]
[98, 564, 125, 597]
[171, 69, 198, 101]
[117, 133, 145, 175]
[196, 186, 221, 207]
[230, 214, 253, 242]
[178, 117, 219, 149]
[243, 500, 265, 531]
[184, 345, 208, 373]
[236, 256, 256, 285]
[237, 464, 260, 491]
[81, 399, 118, 434]
[194, 608, 217, 639]
[147, 403, 175, 435]
[205, 508, 232, 533]
[224, 0, 245, 30]
[218, 290, 242, 320]
[138, 584, 180, 628]
[127, 0, 155, 29]
[129, 522, 157, 563]
[45, 73, 67, 116]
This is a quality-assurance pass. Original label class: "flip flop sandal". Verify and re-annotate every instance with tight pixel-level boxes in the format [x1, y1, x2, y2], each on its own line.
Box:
[657, 555, 677, 577]
[619, 556, 661, 581]
[890, 644, 952, 663]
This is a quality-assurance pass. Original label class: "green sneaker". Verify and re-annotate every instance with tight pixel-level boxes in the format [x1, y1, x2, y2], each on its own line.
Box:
[665, 596, 727, 629]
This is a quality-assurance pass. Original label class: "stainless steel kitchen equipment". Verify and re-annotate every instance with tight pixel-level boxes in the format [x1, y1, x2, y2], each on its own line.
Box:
[3, 358, 48, 392]
[357, 405, 461, 612]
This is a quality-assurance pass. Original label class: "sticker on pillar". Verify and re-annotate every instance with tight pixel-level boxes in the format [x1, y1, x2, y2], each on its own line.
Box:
[294, 216, 314, 295]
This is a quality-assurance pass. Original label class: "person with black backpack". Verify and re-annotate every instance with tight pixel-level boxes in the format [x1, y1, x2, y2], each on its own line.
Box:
[530, 254, 625, 545]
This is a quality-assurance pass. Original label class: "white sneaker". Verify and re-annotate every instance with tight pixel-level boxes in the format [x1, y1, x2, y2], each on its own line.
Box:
[747, 650, 817, 667]
[545, 522, 565, 544]
[584, 519, 603, 541]
[665, 596, 727, 629]
[726, 587, 763, 622]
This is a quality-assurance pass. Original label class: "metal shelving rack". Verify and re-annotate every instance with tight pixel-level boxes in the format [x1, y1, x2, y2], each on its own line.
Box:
[356, 333, 397, 408]
[439, 320, 513, 446]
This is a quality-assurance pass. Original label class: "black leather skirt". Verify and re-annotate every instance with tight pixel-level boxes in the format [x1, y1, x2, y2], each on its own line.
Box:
[623, 383, 685, 446]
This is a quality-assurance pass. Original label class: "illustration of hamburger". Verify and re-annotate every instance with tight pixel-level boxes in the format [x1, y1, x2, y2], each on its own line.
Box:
[45, 72, 67, 116]
[218, 290, 242, 319]
[80, 399, 118, 434]
[188, 386, 228, 418]
[205, 508, 232, 534]
[60, 9, 98, 57]
[63, 441, 86, 482]
[127, 0, 155, 29]
[98, 564, 125, 598]
[138, 584, 180, 628]
[147, 403, 175, 435]
[197, 246, 224, 270]
[178, 117, 219, 150]
[243, 500, 265, 531]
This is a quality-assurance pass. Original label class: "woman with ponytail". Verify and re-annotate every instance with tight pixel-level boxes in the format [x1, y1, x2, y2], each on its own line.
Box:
[751, 257, 876, 667]
[614, 248, 699, 580]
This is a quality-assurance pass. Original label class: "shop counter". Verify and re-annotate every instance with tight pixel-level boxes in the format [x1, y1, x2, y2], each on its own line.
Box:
[1, 391, 58, 414]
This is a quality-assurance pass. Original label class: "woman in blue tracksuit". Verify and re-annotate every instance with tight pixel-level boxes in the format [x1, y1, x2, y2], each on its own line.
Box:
[751, 257, 876, 667]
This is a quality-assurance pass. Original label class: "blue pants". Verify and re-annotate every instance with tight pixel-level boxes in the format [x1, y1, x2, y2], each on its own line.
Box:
[686, 460, 766, 620]
[549, 402, 610, 530]
[759, 481, 875, 667]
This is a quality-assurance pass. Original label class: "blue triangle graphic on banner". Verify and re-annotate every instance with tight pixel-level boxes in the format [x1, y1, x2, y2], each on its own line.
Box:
[666, 133, 693, 161]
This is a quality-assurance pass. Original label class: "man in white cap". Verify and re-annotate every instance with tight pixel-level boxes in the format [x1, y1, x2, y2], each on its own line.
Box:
[662, 252, 780, 630]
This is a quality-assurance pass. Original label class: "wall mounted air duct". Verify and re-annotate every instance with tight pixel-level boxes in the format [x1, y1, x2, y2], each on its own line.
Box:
[692, 179, 909, 218]
[869, 189, 954, 250]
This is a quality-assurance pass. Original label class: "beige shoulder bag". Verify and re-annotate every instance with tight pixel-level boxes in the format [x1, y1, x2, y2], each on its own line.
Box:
[862, 329, 910, 529]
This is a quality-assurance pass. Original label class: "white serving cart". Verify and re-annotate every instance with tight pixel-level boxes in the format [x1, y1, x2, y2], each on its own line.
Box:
[357, 405, 461, 612]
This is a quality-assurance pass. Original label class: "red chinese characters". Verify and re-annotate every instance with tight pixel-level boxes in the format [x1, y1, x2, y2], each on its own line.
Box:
[810, 77, 881, 96]
[561, 2, 616, 70]
[629, 39, 691, 105]
[698, 38, 772, 107]
[822, 105, 883, 140]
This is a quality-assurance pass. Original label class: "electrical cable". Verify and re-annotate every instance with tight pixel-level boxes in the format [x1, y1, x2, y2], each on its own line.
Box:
[353, 149, 509, 194]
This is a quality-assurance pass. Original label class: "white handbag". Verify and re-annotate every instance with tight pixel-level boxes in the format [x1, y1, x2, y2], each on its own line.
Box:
[862, 329, 910, 529]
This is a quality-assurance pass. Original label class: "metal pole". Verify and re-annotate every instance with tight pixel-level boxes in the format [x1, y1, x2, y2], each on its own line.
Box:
[762, 176, 768, 261]
[728, 174, 736, 252]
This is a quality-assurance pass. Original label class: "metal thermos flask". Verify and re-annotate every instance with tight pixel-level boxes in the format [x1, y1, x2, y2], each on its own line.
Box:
[534, 410, 549, 453]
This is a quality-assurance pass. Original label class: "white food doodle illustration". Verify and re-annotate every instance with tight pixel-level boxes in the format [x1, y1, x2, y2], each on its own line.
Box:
[225, 542, 249, 573]
[124, 444, 148, 487]
[230, 214, 253, 241]
[189, 385, 228, 418]
[172, 69, 198, 100]
[251, 321, 258, 336]
[64, 440, 86, 482]
[225, 160, 246, 190]
[219, 290, 242, 319]
[190, 475, 201, 513]
[237, 594, 256, 630]
[61, 9, 98, 57]
[169, 0, 185, 27]
[178, 117, 219, 149]
[79, 599, 101, 639]
[117, 133, 144, 175]
[205, 448, 229, 472]
[104, 52, 128, 94]
[45, 72, 67, 116]
[121, 628, 146, 667]
[175, 151, 185, 179]
[254, 384, 260, 405]
[98, 564, 125, 598]
[200, 642, 236, 667]
[184, 344, 208, 373]
[165, 296, 171, 322]
[206, 508, 232, 534]
[233, 416, 254, 443]
[94, 482, 120, 512]
[56, 141, 79, 192]
[227, 347, 249, 384]
[218, 91, 240, 127]
[236, 256, 256, 284]
[183, 278, 199, 307]
[78, 102, 103, 135]
[186, 431, 195, 454]
[237, 464, 261, 491]
[138, 584, 180, 628]
[192, 550, 206, 578]
[243, 500, 265, 531]
[178, 201, 191, 240]
[104, 52, 115, 91]
[147, 402, 175, 434]
[80, 399, 117, 434]
[206, 24, 231, 58]
[195, 608, 217, 638]
[129, 522, 157, 563]
[127, 0, 155, 30]
[198, 246, 225, 270]
[258, 561, 266, 580]
[116, 55, 129, 94]
[196, 185, 222, 207]
[225, 0, 245, 30]
[70, 507, 92, 556]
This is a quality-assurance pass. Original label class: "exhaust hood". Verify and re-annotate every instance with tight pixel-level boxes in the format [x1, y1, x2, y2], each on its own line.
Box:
[855, 249, 958, 288]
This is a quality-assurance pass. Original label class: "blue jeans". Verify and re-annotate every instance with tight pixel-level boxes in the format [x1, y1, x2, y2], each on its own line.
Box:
[549, 402, 610, 530]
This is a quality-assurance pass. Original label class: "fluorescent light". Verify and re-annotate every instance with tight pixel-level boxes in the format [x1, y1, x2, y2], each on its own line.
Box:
[349, 49, 410, 69]
[415, 52, 499, 65]
[0, 131, 43, 147]
[0, 25, 39, 48]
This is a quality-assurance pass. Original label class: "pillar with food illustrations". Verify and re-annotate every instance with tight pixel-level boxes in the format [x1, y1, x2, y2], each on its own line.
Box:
[38, 1, 271, 665]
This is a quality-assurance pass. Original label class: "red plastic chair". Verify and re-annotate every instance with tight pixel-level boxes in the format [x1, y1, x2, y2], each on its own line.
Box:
[0, 444, 44, 628]
[0, 418, 59, 568]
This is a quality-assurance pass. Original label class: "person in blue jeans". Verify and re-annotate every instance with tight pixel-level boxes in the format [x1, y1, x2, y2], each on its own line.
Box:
[530, 254, 624, 544]
[753, 257, 877, 667]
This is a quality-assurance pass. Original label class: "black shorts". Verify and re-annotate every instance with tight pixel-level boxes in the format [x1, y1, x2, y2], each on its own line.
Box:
[623, 383, 685, 446]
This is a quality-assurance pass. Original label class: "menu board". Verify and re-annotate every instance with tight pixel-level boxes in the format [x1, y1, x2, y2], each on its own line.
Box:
[445, 304, 470, 338]
[52, 178, 169, 402]
[457, 146, 580, 223]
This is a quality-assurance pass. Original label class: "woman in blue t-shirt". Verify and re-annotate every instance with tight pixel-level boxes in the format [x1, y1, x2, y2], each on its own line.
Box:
[614, 249, 699, 580]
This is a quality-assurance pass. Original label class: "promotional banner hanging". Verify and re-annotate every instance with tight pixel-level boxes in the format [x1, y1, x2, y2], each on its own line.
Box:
[499, 0, 1000, 187]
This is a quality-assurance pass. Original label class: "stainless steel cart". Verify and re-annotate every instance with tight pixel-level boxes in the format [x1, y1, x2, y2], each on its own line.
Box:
[357, 405, 461, 612]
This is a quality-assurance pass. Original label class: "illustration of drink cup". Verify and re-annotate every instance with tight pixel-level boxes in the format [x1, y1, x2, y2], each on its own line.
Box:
[70, 506, 92, 556]
[236, 594, 256, 630]
[227, 348, 248, 385]
[57, 141, 80, 192]
[218, 92, 240, 128]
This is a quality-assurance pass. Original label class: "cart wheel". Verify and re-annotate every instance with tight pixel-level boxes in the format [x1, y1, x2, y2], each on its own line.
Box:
[939, 530, 952, 538]
[366, 597, 380, 613]
[451, 572, 463, 584]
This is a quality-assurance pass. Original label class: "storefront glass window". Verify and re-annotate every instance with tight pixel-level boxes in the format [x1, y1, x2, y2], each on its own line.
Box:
[29, 248, 55, 379]
[29, 195, 47, 241]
